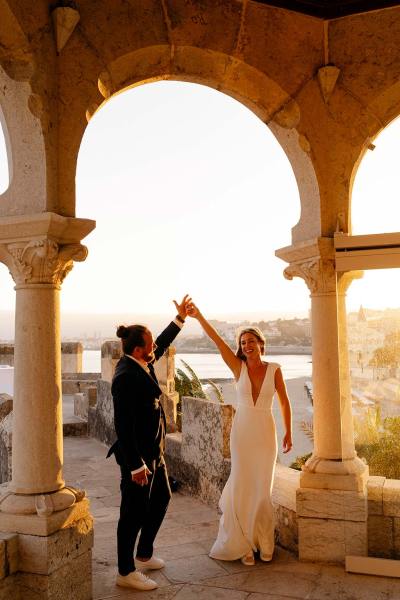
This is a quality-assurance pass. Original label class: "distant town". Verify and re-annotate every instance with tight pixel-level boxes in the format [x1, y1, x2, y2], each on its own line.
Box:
[1, 308, 399, 364]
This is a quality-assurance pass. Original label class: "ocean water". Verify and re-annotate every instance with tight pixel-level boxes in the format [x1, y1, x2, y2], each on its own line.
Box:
[83, 350, 312, 380]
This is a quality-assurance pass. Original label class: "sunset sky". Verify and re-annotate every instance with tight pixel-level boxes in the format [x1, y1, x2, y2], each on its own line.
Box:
[0, 81, 398, 323]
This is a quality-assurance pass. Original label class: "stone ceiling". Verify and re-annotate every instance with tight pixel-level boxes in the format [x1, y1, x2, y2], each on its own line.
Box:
[253, 0, 400, 18]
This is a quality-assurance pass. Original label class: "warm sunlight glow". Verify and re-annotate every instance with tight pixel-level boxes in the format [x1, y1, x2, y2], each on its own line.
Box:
[70, 81, 306, 318]
[352, 118, 400, 235]
[348, 118, 400, 311]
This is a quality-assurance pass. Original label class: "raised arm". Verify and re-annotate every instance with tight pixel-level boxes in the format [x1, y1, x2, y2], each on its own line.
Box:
[275, 367, 293, 454]
[187, 302, 242, 380]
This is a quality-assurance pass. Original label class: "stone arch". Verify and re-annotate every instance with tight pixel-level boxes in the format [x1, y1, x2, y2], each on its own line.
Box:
[67, 45, 319, 241]
[0, 1, 47, 217]
[0, 65, 48, 216]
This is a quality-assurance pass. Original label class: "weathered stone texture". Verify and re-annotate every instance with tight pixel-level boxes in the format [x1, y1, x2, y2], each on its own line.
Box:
[0, 412, 12, 484]
[297, 488, 367, 521]
[62, 373, 100, 395]
[88, 379, 115, 446]
[275, 504, 298, 554]
[101, 341, 121, 383]
[0, 396, 12, 423]
[298, 518, 367, 562]
[17, 548, 92, 600]
[383, 479, 400, 517]
[394, 518, 400, 559]
[18, 516, 93, 575]
[0, 574, 19, 600]
[367, 475, 386, 516]
[0, 533, 18, 577]
[368, 515, 394, 558]
[0, 346, 14, 367]
[180, 396, 233, 505]
[273, 464, 299, 512]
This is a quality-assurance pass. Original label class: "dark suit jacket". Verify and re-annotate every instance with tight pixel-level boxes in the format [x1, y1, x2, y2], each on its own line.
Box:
[107, 321, 181, 472]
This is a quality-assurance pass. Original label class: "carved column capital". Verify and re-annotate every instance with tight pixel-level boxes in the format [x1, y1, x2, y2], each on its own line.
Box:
[284, 258, 336, 295]
[0, 239, 88, 286]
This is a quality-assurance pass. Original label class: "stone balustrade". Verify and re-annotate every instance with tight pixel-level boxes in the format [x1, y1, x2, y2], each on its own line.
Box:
[0, 346, 14, 367]
[0, 343, 84, 375]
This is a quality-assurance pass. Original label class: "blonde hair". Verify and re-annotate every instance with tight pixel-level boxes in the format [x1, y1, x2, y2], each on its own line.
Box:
[235, 327, 266, 360]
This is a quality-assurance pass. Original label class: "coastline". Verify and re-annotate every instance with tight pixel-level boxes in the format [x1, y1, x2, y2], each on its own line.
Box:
[177, 346, 312, 355]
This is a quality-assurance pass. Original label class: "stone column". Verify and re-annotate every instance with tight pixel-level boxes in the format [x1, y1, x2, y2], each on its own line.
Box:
[276, 238, 368, 562]
[0, 214, 95, 600]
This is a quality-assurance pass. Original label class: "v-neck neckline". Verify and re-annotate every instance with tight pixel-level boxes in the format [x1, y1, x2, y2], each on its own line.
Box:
[246, 362, 269, 407]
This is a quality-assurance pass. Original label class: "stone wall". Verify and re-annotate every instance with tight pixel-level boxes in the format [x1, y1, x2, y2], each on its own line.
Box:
[62, 372, 100, 395]
[166, 396, 233, 506]
[0, 346, 14, 367]
[0, 507, 93, 600]
[89, 342, 180, 443]
[0, 343, 85, 373]
[61, 342, 83, 374]
[0, 395, 12, 484]
[367, 476, 400, 559]
[88, 380, 115, 447]
[101, 341, 121, 383]
[0, 532, 18, 599]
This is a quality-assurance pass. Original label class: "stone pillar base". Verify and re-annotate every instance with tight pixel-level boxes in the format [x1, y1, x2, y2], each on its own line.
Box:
[297, 487, 368, 563]
[0, 497, 90, 536]
[0, 509, 93, 600]
[300, 456, 369, 491]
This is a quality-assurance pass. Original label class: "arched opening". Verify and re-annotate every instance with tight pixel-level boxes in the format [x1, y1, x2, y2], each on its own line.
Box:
[0, 107, 10, 194]
[74, 80, 305, 318]
[348, 117, 400, 479]
[0, 111, 14, 357]
[352, 117, 400, 236]
[71, 80, 311, 462]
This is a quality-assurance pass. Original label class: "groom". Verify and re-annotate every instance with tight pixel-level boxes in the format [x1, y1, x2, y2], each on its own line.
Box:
[107, 295, 190, 591]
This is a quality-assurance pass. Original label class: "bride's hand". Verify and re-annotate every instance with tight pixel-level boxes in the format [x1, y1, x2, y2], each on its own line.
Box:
[282, 432, 292, 454]
[186, 302, 201, 319]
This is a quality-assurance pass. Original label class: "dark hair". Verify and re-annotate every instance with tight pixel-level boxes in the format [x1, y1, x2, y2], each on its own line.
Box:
[235, 327, 266, 361]
[116, 324, 149, 355]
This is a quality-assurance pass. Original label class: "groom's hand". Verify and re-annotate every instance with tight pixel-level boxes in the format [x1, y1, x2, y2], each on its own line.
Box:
[132, 466, 152, 486]
[173, 294, 191, 320]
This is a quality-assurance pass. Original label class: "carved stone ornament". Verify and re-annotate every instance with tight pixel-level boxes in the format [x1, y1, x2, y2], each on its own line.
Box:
[284, 258, 336, 294]
[2, 239, 88, 286]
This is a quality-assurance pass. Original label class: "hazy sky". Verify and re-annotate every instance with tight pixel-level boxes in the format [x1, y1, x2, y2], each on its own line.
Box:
[0, 80, 399, 322]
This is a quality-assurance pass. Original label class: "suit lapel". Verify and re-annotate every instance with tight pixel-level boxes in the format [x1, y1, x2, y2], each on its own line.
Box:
[125, 357, 162, 396]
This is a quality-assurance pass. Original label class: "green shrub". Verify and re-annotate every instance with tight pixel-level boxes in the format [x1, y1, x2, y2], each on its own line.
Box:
[290, 452, 312, 471]
[291, 410, 400, 479]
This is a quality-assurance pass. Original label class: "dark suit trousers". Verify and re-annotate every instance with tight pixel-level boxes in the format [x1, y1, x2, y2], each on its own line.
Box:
[117, 460, 171, 575]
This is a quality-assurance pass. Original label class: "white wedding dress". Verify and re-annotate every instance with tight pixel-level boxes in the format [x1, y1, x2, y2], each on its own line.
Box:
[209, 361, 279, 560]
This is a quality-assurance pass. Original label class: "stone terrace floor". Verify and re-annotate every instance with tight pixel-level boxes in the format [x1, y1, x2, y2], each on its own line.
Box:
[64, 437, 400, 600]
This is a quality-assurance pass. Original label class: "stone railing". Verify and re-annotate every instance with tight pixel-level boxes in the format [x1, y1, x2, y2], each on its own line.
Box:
[89, 342, 180, 444]
[367, 476, 400, 558]
[0, 394, 12, 484]
[166, 396, 233, 507]
[0, 346, 14, 367]
[0, 343, 84, 376]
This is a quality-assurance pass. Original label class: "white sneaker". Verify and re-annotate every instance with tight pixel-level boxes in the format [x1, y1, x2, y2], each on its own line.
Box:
[135, 555, 165, 570]
[116, 571, 158, 590]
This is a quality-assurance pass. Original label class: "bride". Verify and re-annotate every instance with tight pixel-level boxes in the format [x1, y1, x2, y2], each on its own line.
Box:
[187, 302, 292, 565]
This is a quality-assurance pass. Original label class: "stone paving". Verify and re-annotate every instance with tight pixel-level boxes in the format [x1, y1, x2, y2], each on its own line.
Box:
[63, 437, 400, 600]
